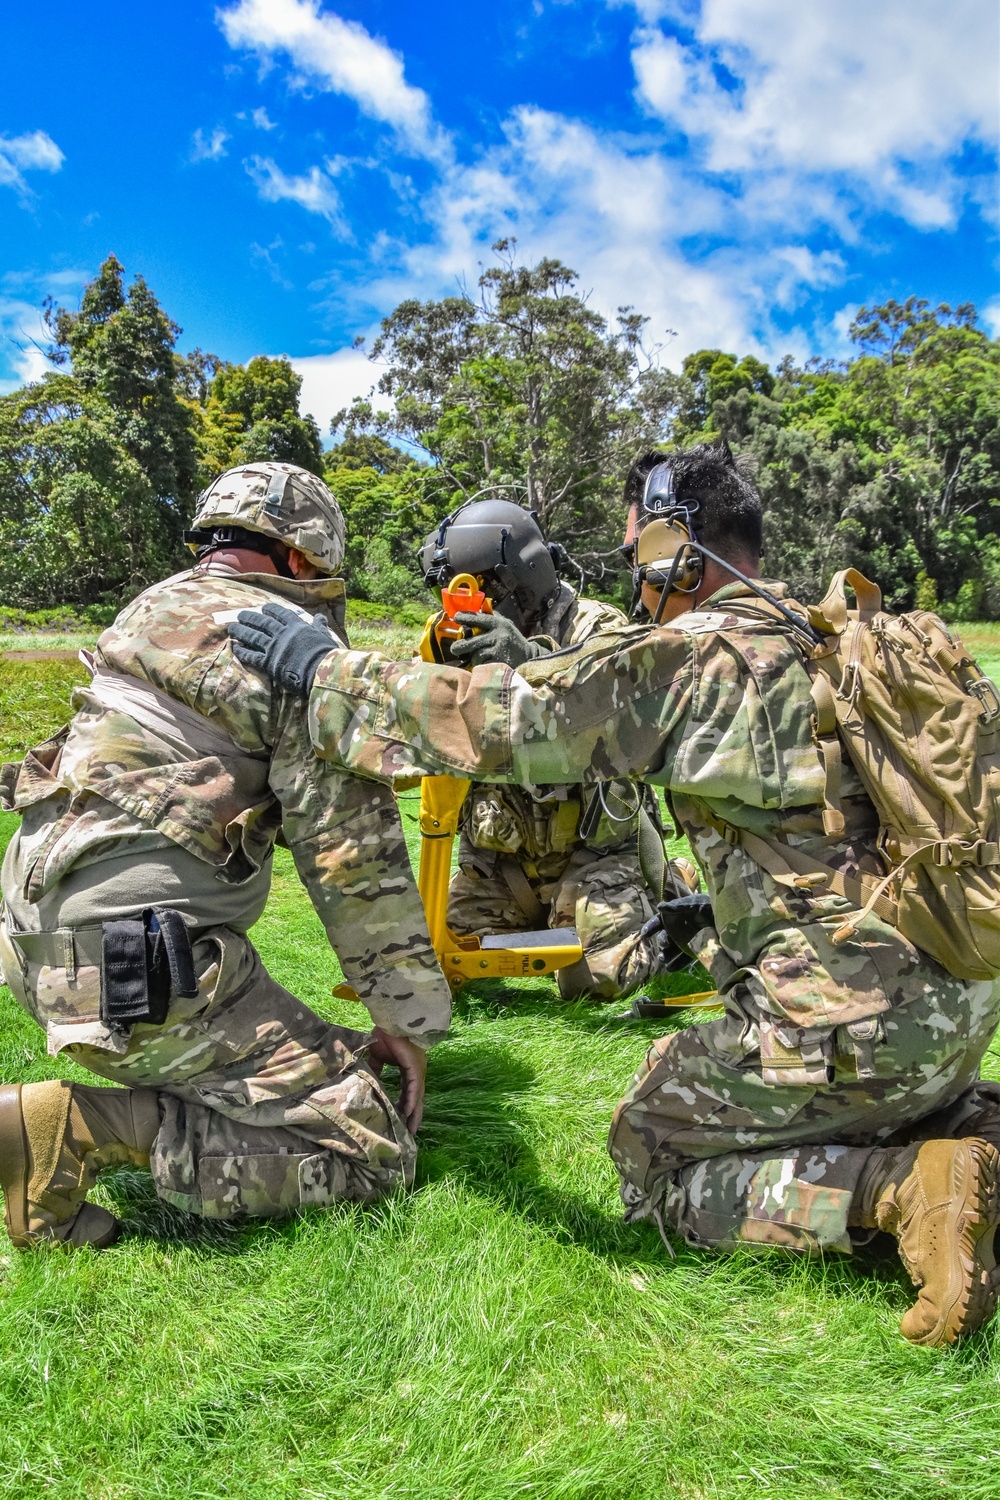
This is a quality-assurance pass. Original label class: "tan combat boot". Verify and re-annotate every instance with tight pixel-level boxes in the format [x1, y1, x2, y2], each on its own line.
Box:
[666, 857, 701, 897]
[853, 1137, 1000, 1346]
[0, 1080, 160, 1250]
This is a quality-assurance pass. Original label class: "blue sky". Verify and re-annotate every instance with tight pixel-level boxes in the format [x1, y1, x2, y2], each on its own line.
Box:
[2, 0, 997, 435]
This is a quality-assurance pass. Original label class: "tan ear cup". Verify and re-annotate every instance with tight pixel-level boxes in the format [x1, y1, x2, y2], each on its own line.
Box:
[635, 518, 702, 594]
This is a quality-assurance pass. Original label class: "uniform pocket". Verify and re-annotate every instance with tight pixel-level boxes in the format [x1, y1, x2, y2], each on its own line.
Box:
[196, 1150, 321, 1218]
[757, 1012, 836, 1087]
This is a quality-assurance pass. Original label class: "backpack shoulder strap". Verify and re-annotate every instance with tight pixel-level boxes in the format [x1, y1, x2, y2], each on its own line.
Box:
[725, 823, 899, 931]
[808, 667, 846, 837]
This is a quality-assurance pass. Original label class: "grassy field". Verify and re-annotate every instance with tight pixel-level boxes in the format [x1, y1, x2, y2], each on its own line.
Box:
[2, 643, 1000, 1497]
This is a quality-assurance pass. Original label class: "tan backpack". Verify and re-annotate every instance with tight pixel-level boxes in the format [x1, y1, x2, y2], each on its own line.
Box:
[739, 569, 1000, 982]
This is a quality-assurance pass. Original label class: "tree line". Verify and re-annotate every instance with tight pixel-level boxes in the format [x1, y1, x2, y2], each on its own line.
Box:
[1, 247, 997, 619]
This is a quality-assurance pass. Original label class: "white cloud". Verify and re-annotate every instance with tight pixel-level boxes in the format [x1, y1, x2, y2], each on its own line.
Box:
[0, 131, 64, 196]
[630, 0, 999, 228]
[246, 155, 348, 232]
[770, 247, 846, 309]
[252, 106, 276, 130]
[288, 346, 385, 430]
[218, 0, 450, 162]
[370, 107, 812, 367]
[0, 295, 54, 392]
[191, 126, 230, 163]
[984, 299, 1000, 340]
[217, 0, 996, 371]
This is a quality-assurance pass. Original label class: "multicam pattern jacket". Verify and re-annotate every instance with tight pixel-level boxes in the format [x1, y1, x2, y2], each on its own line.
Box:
[462, 583, 632, 868]
[0, 563, 451, 1047]
[532, 583, 627, 654]
[303, 581, 919, 1038]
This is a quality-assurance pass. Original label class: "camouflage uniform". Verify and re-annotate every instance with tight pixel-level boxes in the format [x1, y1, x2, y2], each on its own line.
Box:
[0, 562, 451, 1220]
[449, 583, 692, 999]
[296, 580, 1000, 1251]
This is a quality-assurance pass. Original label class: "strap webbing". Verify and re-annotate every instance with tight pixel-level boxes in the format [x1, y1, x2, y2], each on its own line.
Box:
[637, 804, 667, 900]
[726, 824, 899, 930]
[499, 857, 548, 926]
[808, 670, 846, 837]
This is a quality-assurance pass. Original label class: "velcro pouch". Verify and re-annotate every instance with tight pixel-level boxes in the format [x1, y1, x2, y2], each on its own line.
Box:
[150, 906, 199, 1001]
[100, 907, 198, 1033]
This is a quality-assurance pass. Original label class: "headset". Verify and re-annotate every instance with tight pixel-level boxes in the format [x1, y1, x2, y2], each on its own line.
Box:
[621, 462, 703, 625]
[624, 459, 824, 643]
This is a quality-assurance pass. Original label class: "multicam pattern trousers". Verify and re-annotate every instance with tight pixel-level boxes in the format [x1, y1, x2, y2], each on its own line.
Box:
[1, 918, 414, 1219]
[609, 962, 1000, 1253]
[448, 840, 692, 1001]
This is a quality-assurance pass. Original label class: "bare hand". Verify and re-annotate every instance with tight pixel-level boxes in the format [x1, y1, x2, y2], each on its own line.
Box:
[366, 1026, 428, 1135]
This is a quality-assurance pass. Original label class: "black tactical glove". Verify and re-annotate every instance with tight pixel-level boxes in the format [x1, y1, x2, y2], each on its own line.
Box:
[449, 611, 549, 669]
[658, 894, 715, 965]
[228, 603, 337, 697]
[639, 893, 715, 971]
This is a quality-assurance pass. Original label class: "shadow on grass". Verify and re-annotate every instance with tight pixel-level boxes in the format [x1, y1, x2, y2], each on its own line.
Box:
[418, 1035, 933, 1317]
[97, 1162, 426, 1258]
[452, 978, 704, 1039]
[96, 1036, 650, 1267]
[92, 1033, 925, 1328]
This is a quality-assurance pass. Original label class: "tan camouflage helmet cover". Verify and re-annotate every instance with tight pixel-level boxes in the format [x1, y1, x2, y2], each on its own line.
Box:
[190, 462, 346, 575]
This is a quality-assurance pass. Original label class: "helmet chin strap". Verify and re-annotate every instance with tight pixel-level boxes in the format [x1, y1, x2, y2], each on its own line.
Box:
[189, 526, 295, 578]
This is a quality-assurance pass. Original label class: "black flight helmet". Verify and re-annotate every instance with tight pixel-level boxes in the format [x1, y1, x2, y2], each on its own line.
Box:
[421, 499, 560, 628]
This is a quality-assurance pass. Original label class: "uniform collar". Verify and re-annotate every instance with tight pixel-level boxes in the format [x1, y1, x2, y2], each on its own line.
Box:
[697, 577, 789, 610]
[189, 562, 348, 634]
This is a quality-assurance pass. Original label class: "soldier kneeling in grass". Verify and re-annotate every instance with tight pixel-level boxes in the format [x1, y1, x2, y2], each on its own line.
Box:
[230, 440, 1000, 1347]
[418, 495, 699, 1001]
[0, 463, 450, 1247]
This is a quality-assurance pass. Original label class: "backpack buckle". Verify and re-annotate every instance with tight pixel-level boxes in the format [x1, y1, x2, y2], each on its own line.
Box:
[931, 839, 1000, 868]
[968, 675, 1000, 726]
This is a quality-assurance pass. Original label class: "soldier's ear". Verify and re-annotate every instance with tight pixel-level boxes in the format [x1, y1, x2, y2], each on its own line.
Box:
[287, 547, 320, 580]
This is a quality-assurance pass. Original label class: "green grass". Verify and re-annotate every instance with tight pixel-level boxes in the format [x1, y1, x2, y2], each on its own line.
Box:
[0, 657, 90, 763]
[0, 632, 98, 656]
[3, 650, 1000, 1496]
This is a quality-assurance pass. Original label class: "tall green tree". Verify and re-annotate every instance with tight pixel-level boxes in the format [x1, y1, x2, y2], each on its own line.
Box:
[335, 241, 681, 565]
[48, 254, 198, 509]
[322, 435, 435, 607]
[0, 267, 330, 610]
[197, 356, 324, 481]
[679, 300, 1000, 614]
[0, 256, 199, 608]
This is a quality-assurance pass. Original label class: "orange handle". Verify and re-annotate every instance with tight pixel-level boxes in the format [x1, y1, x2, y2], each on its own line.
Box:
[440, 572, 493, 626]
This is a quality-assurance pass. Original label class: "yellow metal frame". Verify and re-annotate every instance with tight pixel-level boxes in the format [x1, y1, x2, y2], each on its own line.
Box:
[417, 773, 586, 989]
[334, 601, 719, 1008]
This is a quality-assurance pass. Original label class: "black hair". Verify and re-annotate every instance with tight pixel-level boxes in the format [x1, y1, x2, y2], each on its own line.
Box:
[625, 439, 763, 563]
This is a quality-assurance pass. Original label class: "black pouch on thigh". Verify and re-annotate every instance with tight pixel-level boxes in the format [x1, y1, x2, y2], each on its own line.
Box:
[100, 906, 199, 1033]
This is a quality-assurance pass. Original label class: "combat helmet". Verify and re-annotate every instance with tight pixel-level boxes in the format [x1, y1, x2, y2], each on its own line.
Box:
[185, 462, 345, 576]
[420, 499, 560, 622]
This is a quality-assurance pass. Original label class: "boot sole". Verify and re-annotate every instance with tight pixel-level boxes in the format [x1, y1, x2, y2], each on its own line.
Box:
[905, 1138, 1000, 1347]
[0, 1085, 30, 1249]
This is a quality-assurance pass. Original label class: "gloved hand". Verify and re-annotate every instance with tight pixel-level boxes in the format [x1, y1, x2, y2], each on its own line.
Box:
[449, 611, 549, 669]
[656, 894, 715, 962]
[228, 603, 337, 697]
